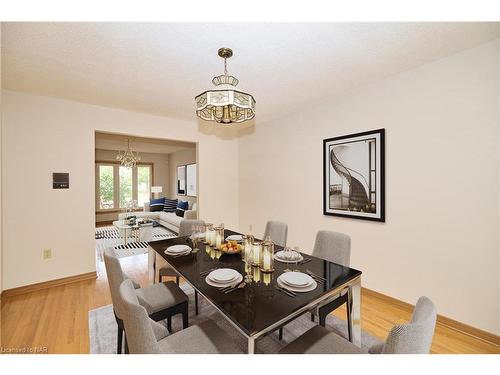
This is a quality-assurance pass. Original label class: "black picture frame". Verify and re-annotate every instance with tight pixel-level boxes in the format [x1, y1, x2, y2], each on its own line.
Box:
[323, 128, 385, 222]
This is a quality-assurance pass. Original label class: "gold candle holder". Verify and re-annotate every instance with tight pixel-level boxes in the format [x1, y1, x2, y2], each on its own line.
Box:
[214, 225, 224, 249]
[260, 238, 275, 273]
[214, 248, 221, 260]
[252, 241, 263, 267]
[242, 234, 254, 262]
[262, 272, 273, 286]
[209, 247, 216, 260]
[252, 266, 261, 283]
[204, 223, 213, 244]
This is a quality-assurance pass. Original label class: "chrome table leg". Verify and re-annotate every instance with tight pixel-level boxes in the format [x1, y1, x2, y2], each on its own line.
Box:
[349, 277, 362, 347]
[248, 336, 255, 354]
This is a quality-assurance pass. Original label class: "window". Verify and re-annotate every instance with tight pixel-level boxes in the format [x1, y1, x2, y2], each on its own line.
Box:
[98, 165, 114, 209]
[119, 166, 133, 208]
[96, 163, 152, 211]
[137, 165, 151, 207]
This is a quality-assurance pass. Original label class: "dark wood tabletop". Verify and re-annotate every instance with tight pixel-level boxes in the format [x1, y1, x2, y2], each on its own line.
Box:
[149, 229, 362, 337]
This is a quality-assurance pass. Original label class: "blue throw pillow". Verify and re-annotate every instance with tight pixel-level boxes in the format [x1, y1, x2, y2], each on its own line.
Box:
[175, 200, 189, 217]
[163, 198, 178, 213]
[150, 197, 165, 212]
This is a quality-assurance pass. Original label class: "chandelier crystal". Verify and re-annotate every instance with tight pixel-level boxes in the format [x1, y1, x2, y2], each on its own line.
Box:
[195, 48, 256, 124]
[116, 139, 141, 168]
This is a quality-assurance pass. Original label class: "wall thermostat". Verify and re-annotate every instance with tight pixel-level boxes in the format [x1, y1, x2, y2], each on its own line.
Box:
[53, 173, 69, 189]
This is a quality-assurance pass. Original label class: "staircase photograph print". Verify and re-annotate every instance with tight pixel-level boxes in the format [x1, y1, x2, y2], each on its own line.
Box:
[323, 129, 385, 222]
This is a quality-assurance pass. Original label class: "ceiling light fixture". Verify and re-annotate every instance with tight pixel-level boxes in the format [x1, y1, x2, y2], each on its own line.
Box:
[116, 139, 141, 168]
[195, 48, 256, 124]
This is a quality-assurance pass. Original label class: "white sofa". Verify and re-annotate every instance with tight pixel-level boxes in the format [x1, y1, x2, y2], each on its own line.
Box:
[118, 201, 197, 234]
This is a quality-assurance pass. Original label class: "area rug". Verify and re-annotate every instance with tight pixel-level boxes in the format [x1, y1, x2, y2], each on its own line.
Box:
[89, 283, 382, 354]
[95, 226, 176, 260]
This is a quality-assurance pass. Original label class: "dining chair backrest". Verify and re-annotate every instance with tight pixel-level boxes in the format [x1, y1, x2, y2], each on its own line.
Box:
[263, 221, 288, 247]
[103, 247, 127, 320]
[312, 231, 351, 267]
[119, 279, 161, 354]
[382, 296, 437, 354]
[179, 219, 206, 237]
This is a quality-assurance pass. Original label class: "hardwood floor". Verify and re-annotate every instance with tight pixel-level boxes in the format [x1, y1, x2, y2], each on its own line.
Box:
[1, 252, 499, 354]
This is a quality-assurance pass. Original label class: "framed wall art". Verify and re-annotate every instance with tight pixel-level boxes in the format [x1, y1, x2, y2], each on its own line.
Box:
[323, 128, 385, 222]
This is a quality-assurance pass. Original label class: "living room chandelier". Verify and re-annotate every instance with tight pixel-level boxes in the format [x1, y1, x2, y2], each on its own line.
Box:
[195, 47, 256, 124]
[116, 139, 141, 168]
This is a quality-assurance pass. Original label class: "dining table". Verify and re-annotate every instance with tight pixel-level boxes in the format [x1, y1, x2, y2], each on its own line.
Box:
[149, 229, 362, 354]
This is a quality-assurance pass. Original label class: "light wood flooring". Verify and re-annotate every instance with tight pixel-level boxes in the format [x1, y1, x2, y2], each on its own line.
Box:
[1, 253, 499, 354]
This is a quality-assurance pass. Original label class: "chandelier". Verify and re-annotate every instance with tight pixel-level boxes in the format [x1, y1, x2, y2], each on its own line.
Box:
[116, 139, 140, 168]
[195, 48, 256, 124]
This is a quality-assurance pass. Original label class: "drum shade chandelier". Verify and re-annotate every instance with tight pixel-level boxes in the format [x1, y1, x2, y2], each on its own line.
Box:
[116, 139, 141, 168]
[195, 48, 256, 124]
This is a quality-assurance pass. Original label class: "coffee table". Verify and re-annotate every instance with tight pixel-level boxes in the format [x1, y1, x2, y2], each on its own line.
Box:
[113, 220, 153, 245]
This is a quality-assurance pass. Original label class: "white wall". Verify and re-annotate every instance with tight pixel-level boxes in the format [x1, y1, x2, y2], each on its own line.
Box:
[95, 149, 171, 223]
[239, 41, 500, 334]
[168, 148, 197, 207]
[0, 24, 3, 293]
[1, 90, 239, 289]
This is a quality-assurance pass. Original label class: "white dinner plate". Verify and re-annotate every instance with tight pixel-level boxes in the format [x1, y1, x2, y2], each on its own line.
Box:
[166, 244, 192, 254]
[208, 268, 240, 282]
[164, 248, 191, 256]
[226, 234, 243, 242]
[281, 277, 314, 289]
[205, 273, 243, 288]
[274, 251, 304, 263]
[279, 271, 313, 286]
[277, 278, 317, 293]
[207, 274, 238, 285]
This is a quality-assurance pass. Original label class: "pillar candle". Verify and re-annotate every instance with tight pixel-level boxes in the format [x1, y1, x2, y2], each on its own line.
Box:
[253, 243, 261, 265]
[215, 232, 222, 249]
[244, 242, 252, 262]
[263, 250, 272, 270]
[253, 266, 261, 283]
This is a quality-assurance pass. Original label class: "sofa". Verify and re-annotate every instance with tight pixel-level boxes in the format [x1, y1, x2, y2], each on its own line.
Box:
[118, 201, 197, 234]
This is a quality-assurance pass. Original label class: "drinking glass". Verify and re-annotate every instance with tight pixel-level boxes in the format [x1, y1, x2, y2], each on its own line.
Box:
[191, 225, 200, 253]
[244, 246, 253, 283]
[283, 246, 293, 272]
[292, 246, 301, 271]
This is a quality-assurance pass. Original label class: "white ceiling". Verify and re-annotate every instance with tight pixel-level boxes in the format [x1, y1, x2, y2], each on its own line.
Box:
[95, 132, 195, 154]
[2, 22, 498, 123]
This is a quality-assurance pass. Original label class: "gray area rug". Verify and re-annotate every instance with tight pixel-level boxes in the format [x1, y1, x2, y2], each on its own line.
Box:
[89, 283, 381, 354]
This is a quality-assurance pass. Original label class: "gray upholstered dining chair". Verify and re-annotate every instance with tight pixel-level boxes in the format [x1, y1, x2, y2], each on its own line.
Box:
[158, 219, 206, 284]
[368, 296, 437, 354]
[311, 230, 351, 324]
[158, 219, 205, 315]
[119, 279, 243, 354]
[263, 220, 288, 247]
[278, 230, 351, 340]
[279, 296, 437, 354]
[104, 248, 189, 354]
[313, 230, 351, 267]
